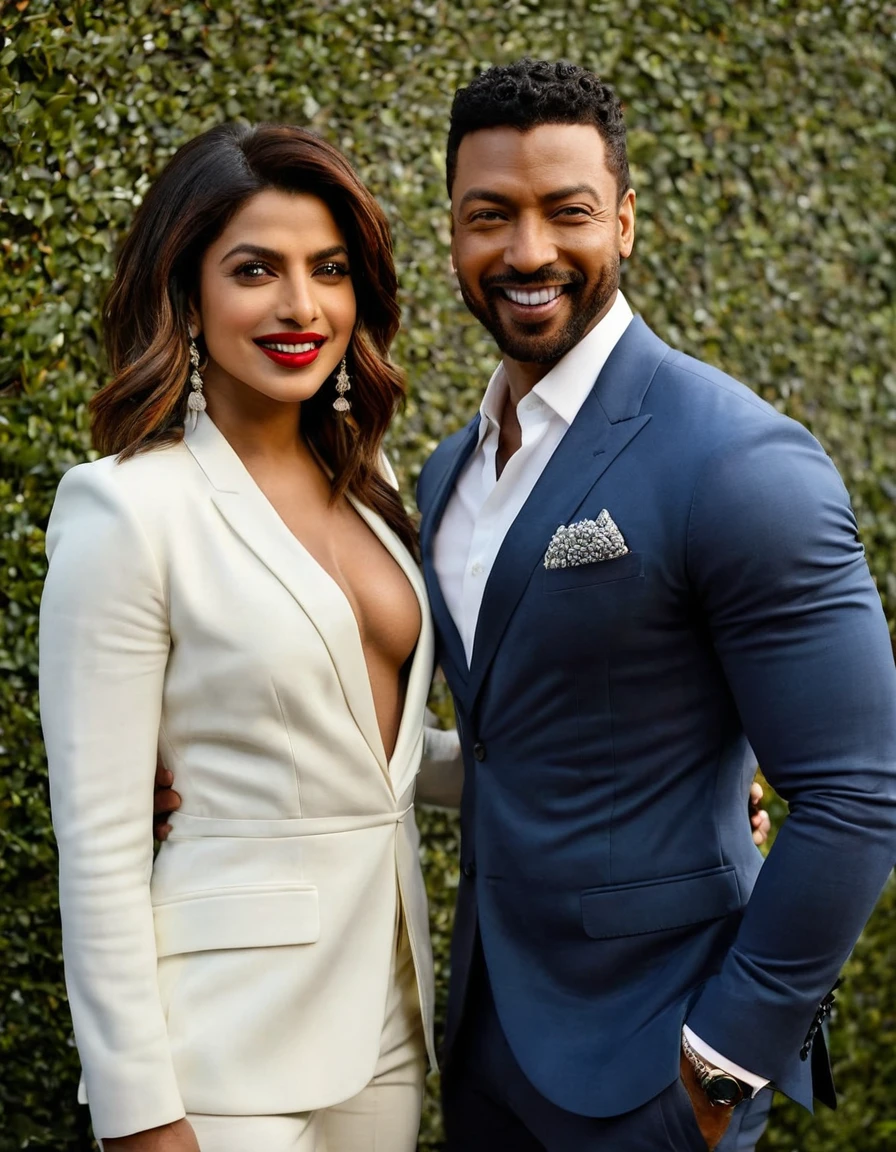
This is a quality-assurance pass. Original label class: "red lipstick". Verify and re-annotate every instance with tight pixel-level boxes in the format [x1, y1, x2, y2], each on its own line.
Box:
[253, 332, 326, 369]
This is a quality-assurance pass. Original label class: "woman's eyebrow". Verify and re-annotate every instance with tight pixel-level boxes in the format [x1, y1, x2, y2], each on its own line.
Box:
[219, 242, 283, 264]
[308, 244, 350, 262]
[219, 243, 350, 264]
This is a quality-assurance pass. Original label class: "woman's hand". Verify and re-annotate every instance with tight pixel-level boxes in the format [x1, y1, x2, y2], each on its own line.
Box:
[749, 781, 771, 847]
[153, 756, 182, 842]
[102, 1117, 200, 1151]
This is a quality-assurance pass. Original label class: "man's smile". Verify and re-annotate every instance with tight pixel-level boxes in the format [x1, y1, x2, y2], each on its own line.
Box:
[501, 285, 566, 306]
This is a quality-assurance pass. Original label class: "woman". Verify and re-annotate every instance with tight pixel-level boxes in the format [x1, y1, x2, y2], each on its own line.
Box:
[39, 123, 447, 1152]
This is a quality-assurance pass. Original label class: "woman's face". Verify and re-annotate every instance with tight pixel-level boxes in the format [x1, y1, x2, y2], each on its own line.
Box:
[195, 188, 357, 409]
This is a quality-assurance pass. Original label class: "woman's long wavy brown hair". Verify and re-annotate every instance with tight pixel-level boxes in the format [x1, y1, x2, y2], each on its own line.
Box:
[92, 123, 416, 554]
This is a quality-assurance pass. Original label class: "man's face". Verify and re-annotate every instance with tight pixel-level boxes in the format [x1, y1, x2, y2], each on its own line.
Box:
[450, 124, 635, 370]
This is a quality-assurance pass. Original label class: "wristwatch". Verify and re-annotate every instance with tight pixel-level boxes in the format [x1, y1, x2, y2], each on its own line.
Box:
[681, 1033, 750, 1107]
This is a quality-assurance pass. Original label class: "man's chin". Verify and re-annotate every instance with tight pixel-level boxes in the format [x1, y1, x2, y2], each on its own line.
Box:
[493, 330, 577, 365]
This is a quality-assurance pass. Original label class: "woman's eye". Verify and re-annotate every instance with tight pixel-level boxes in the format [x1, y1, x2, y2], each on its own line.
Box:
[233, 261, 272, 279]
[315, 261, 350, 279]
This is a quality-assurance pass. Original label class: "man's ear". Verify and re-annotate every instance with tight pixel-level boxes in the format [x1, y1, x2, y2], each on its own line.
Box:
[619, 188, 636, 260]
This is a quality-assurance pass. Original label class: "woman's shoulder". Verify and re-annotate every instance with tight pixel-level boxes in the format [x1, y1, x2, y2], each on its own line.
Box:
[58, 439, 190, 499]
[51, 440, 193, 542]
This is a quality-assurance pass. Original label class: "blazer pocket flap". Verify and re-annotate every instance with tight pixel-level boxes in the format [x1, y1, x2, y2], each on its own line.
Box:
[154, 884, 319, 957]
[544, 551, 644, 591]
[581, 865, 741, 939]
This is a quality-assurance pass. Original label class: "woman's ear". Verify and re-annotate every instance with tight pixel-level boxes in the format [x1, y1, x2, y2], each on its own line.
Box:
[187, 302, 201, 340]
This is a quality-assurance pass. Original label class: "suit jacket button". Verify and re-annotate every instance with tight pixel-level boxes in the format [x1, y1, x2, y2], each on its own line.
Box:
[473, 742, 486, 761]
[463, 862, 476, 878]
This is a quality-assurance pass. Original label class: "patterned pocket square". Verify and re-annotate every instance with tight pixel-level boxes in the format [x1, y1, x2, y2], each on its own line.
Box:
[543, 509, 629, 569]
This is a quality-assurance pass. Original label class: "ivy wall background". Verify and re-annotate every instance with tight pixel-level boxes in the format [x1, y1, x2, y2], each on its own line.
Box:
[1, 1, 894, 1148]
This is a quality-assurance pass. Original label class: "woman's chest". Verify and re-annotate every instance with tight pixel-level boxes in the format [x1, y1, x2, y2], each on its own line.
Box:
[270, 494, 421, 672]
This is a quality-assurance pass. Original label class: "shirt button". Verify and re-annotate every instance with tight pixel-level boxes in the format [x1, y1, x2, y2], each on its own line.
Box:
[470, 561, 484, 576]
[463, 862, 477, 879]
[473, 742, 486, 762]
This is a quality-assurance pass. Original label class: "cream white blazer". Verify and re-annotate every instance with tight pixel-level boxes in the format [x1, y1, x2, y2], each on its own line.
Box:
[39, 413, 438, 1139]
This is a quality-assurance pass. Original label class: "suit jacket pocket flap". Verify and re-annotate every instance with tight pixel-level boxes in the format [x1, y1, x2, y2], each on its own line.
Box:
[154, 884, 319, 957]
[581, 865, 741, 939]
[544, 551, 644, 592]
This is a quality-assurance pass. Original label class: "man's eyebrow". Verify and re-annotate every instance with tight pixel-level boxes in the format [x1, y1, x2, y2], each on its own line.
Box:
[219, 243, 350, 265]
[457, 189, 514, 211]
[543, 184, 604, 204]
[458, 184, 605, 211]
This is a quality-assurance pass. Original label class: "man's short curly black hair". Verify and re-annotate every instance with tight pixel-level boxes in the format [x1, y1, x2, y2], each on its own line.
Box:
[446, 58, 630, 203]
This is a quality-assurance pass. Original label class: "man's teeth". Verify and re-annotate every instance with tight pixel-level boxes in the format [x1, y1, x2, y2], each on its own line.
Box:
[504, 286, 564, 306]
[262, 342, 317, 353]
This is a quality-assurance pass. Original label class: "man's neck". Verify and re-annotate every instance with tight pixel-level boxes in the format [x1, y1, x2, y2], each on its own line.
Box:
[501, 357, 553, 410]
[494, 390, 522, 479]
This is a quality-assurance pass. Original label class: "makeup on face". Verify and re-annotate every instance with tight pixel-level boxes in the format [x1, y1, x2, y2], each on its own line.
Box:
[196, 190, 357, 410]
[253, 332, 327, 368]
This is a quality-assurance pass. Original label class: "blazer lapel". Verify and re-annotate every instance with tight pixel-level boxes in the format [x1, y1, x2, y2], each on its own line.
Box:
[348, 496, 435, 799]
[465, 317, 666, 707]
[184, 413, 389, 778]
[420, 418, 480, 686]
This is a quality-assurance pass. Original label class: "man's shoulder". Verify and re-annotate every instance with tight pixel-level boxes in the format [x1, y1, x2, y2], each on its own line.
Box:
[657, 345, 778, 421]
[644, 338, 819, 457]
[417, 417, 479, 507]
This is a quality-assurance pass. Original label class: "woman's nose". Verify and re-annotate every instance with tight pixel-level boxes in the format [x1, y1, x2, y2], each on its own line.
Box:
[277, 276, 320, 328]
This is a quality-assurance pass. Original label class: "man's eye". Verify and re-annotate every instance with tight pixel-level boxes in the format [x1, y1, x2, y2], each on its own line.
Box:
[470, 211, 505, 223]
[554, 206, 590, 218]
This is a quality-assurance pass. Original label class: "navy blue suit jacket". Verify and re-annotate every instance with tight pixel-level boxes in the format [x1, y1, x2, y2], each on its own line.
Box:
[417, 317, 896, 1118]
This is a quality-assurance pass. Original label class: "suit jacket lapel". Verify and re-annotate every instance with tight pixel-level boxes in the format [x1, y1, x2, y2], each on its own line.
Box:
[465, 317, 666, 706]
[420, 418, 480, 687]
[348, 496, 435, 799]
[184, 413, 391, 780]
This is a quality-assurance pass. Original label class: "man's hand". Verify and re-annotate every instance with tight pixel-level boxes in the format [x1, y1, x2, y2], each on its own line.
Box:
[749, 782, 771, 847]
[679, 1050, 734, 1151]
[153, 757, 181, 842]
[102, 1117, 200, 1151]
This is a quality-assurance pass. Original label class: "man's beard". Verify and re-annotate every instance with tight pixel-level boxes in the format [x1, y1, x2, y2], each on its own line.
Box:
[456, 257, 620, 365]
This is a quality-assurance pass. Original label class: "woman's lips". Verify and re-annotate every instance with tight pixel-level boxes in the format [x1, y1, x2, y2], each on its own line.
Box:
[254, 333, 325, 369]
[257, 346, 322, 368]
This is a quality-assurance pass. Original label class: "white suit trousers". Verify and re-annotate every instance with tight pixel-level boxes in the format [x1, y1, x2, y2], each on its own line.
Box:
[185, 916, 426, 1152]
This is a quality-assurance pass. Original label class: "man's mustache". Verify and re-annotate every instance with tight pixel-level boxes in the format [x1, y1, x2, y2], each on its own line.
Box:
[482, 269, 585, 290]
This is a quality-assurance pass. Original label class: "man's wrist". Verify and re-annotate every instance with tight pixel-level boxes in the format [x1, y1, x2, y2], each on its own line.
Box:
[682, 1025, 770, 1095]
[681, 1031, 750, 1107]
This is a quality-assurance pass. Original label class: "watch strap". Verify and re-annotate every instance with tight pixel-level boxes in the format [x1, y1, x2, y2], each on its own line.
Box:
[681, 1032, 749, 1107]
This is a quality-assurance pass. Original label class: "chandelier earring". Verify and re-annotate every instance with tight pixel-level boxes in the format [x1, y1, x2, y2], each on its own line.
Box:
[333, 357, 351, 414]
[186, 332, 207, 427]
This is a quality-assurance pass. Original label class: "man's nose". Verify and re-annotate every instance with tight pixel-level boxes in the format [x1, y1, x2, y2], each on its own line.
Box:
[504, 218, 558, 274]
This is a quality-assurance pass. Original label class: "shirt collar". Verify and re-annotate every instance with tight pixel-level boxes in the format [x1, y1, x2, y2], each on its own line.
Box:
[476, 291, 634, 445]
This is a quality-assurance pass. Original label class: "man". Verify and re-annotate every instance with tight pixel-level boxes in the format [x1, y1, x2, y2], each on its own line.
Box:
[416, 58, 896, 1151]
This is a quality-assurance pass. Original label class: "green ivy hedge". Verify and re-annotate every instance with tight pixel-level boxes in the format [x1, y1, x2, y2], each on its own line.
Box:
[1, 1, 894, 1148]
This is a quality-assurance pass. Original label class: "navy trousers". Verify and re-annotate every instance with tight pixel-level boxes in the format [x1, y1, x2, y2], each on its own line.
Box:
[442, 943, 772, 1152]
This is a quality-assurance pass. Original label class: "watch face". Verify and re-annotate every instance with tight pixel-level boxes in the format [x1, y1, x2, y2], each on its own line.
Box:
[706, 1074, 743, 1107]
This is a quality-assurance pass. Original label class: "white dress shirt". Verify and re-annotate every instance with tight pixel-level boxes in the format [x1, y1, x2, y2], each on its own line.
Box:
[432, 290, 767, 1095]
[434, 292, 634, 664]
